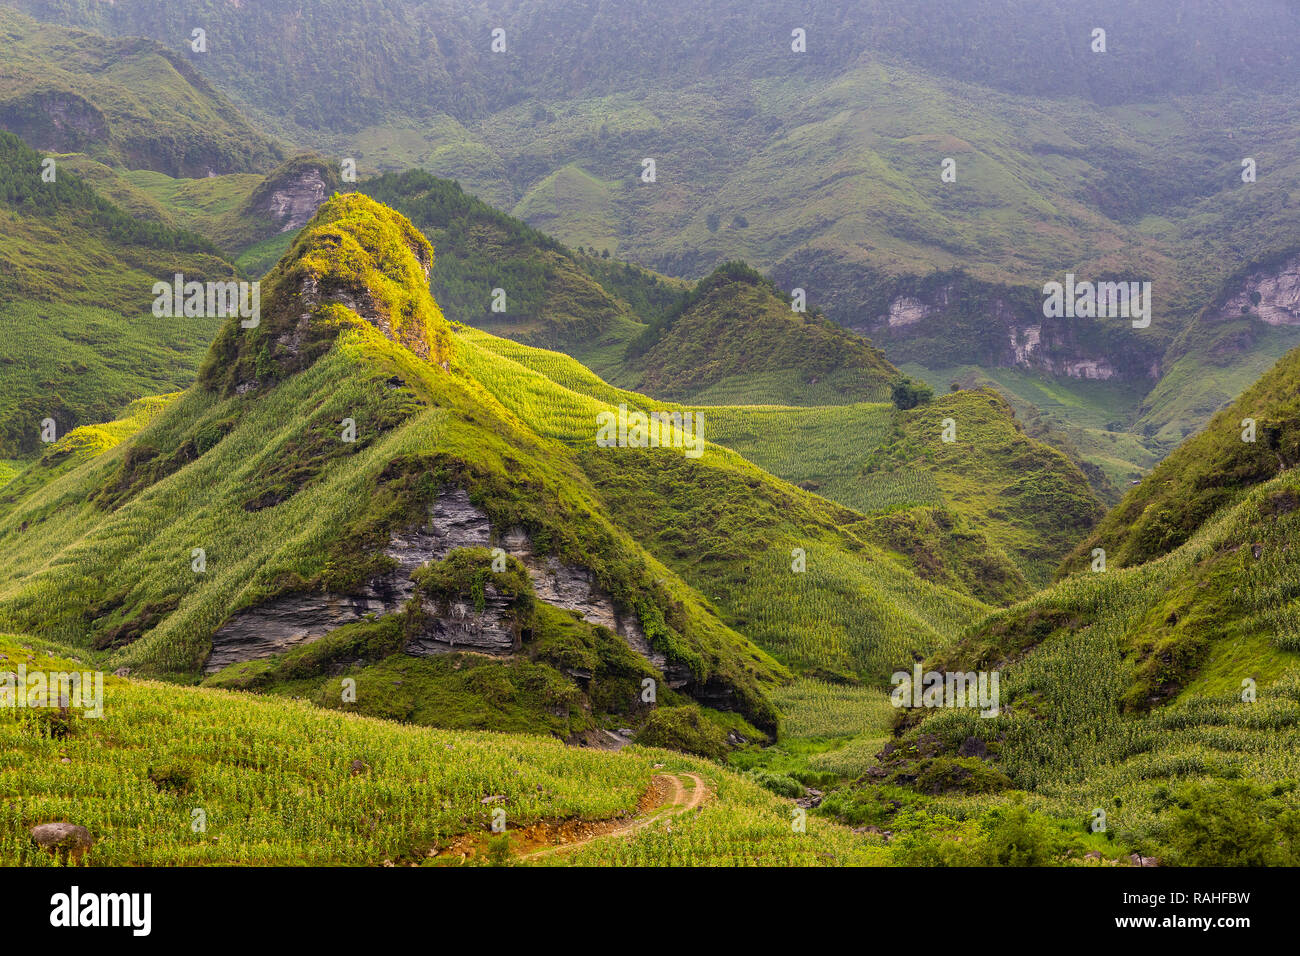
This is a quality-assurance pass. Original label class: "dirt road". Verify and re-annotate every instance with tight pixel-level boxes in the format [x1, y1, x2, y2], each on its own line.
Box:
[517, 771, 707, 862]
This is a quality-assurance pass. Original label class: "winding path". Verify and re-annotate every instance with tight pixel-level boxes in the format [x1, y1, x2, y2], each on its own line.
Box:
[518, 772, 707, 862]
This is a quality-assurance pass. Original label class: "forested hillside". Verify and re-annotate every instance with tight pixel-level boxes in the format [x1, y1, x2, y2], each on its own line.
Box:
[0, 131, 236, 455]
[12, 0, 1300, 478]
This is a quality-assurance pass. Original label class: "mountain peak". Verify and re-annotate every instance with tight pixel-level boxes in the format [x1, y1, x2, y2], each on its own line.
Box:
[199, 193, 452, 395]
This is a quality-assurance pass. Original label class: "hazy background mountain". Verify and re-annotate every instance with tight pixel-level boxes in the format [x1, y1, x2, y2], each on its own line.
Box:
[7, 0, 1300, 487]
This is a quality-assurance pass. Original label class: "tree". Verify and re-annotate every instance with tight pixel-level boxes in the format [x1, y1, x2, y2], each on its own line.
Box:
[892, 378, 934, 410]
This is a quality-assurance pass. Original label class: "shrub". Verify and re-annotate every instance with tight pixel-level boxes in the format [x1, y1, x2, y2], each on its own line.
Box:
[1163, 779, 1300, 866]
[745, 769, 804, 799]
[634, 705, 729, 760]
[892, 378, 934, 410]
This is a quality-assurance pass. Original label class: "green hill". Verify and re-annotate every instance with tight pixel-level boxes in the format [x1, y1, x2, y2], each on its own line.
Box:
[874, 469, 1300, 860]
[0, 194, 806, 741]
[0, 7, 281, 176]
[1065, 343, 1300, 575]
[4, 195, 1099, 764]
[797, 362, 1300, 864]
[359, 169, 675, 358]
[12, 0, 1300, 479]
[53, 153, 342, 275]
[0, 131, 237, 456]
[621, 262, 900, 406]
[363, 171, 899, 407]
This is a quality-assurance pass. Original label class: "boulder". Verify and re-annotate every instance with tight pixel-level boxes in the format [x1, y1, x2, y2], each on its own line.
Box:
[30, 822, 92, 861]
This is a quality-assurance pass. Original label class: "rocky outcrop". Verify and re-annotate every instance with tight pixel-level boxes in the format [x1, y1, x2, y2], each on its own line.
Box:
[0, 90, 107, 153]
[1208, 254, 1300, 327]
[855, 279, 1160, 381]
[204, 591, 393, 674]
[262, 167, 329, 233]
[30, 822, 93, 862]
[406, 583, 521, 656]
[884, 296, 932, 328]
[206, 488, 488, 672]
[205, 487, 670, 675]
[507, 532, 667, 672]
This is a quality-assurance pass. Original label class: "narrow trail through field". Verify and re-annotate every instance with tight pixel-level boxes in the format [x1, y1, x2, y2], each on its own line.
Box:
[517, 772, 707, 862]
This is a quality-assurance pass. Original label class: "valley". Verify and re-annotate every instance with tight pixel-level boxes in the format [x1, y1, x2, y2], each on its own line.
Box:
[1, 0, 1298, 877]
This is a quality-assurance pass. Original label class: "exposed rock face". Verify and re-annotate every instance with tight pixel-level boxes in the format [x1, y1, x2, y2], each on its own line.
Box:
[1052, 358, 1118, 380]
[204, 591, 393, 674]
[263, 167, 329, 233]
[858, 281, 1159, 381]
[406, 584, 521, 656]
[1209, 255, 1300, 327]
[288, 249, 434, 362]
[205, 488, 669, 675]
[0, 91, 107, 153]
[515, 547, 667, 673]
[885, 296, 932, 328]
[1009, 324, 1041, 365]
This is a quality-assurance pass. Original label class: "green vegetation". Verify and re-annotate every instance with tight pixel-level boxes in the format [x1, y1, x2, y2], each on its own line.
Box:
[0, 634, 897, 866]
[200, 192, 452, 395]
[462, 332, 1100, 602]
[891, 378, 933, 410]
[0, 7, 281, 176]
[361, 169, 666, 352]
[624, 262, 899, 405]
[871, 390, 1104, 587]
[11, 0, 1300, 508]
[1067, 345, 1300, 574]
[1161, 779, 1300, 867]
[868, 471, 1300, 857]
[0, 194, 794, 742]
[0, 132, 235, 456]
[0, 634, 651, 864]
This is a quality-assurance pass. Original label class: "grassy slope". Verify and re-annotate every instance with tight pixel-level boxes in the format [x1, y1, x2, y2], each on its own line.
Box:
[0, 132, 236, 456]
[362, 171, 900, 408]
[13, 0, 1300, 490]
[0, 7, 281, 176]
[359, 170, 669, 353]
[56, 153, 344, 272]
[1066, 344, 1300, 574]
[732, 342, 1300, 866]
[0, 194, 1008, 755]
[901, 362, 1160, 499]
[0, 195, 794, 740]
[1, 633, 888, 866]
[463, 331, 1101, 597]
[890, 471, 1300, 856]
[623, 263, 899, 405]
[872, 390, 1105, 588]
[455, 327, 992, 672]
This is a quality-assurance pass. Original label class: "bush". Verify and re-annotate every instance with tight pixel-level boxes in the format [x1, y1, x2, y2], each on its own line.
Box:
[980, 802, 1069, 866]
[745, 769, 804, 799]
[634, 705, 730, 760]
[892, 800, 1074, 866]
[892, 378, 934, 410]
[1163, 779, 1300, 866]
[912, 756, 1013, 795]
[147, 762, 196, 795]
[486, 835, 512, 867]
